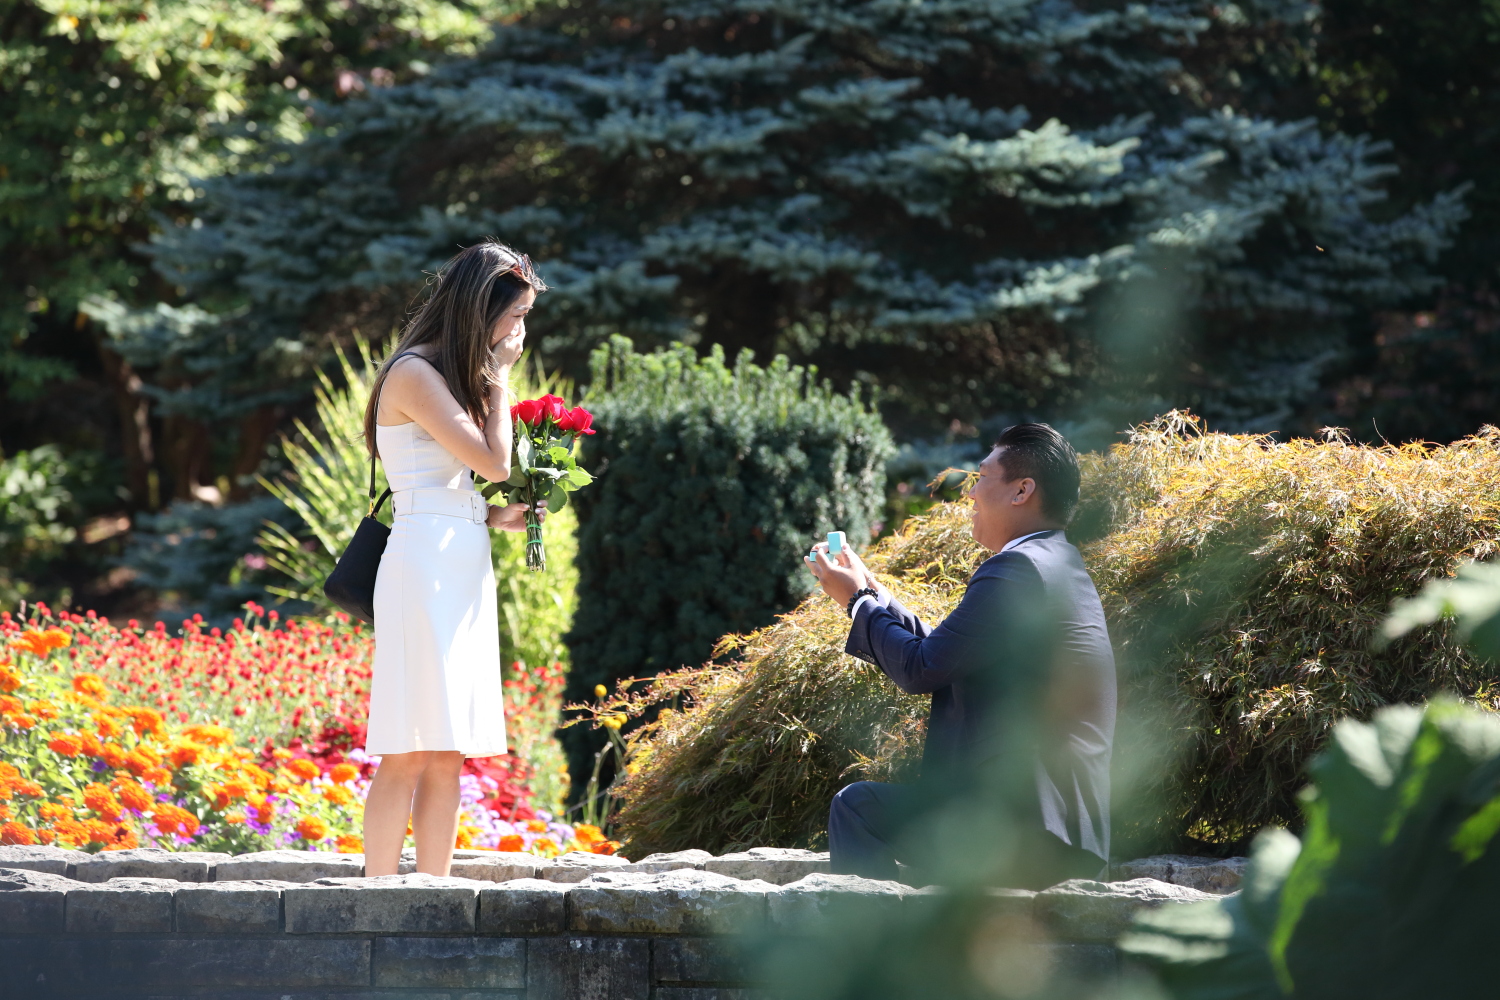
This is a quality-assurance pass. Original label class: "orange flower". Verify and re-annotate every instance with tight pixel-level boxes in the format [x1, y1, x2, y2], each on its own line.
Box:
[46, 733, 84, 756]
[329, 763, 360, 784]
[204, 784, 232, 811]
[270, 747, 293, 760]
[100, 743, 127, 769]
[590, 840, 622, 856]
[0, 803, 10, 820]
[152, 803, 199, 836]
[181, 724, 232, 747]
[8, 631, 48, 656]
[0, 695, 22, 715]
[524, 818, 547, 833]
[78, 732, 102, 757]
[250, 796, 275, 824]
[455, 826, 477, 849]
[122, 706, 166, 738]
[285, 758, 320, 782]
[144, 766, 173, 786]
[11, 714, 36, 730]
[167, 741, 203, 768]
[95, 714, 122, 739]
[531, 836, 560, 857]
[221, 778, 253, 800]
[84, 819, 128, 846]
[242, 763, 273, 790]
[0, 666, 20, 693]
[322, 785, 355, 807]
[296, 815, 330, 842]
[40, 628, 71, 652]
[28, 700, 58, 721]
[223, 811, 246, 825]
[71, 673, 107, 699]
[114, 780, 153, 813]
[124, 750, 155, 776]
[497, 834, 524, 852]
[11, 780, 42, 798]
[335, 833, 362, 853]
[573, 823, 605, 844]
[38, 802, 71, 822]
[0, 822, 37, 845]
[82, 783, 123, 821]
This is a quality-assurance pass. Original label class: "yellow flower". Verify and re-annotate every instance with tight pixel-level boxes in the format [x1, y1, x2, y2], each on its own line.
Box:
[594, 684, 607, 698]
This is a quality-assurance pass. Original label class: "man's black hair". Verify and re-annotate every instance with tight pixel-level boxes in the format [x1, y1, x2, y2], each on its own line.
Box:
[992, 422, 1081, 525]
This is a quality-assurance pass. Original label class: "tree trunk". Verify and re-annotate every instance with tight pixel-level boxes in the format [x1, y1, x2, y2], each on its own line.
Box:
[96, 345, 156, 511]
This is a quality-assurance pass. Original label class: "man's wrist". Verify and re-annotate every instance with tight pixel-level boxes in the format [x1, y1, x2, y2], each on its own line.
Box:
[845, 587, 878, 617]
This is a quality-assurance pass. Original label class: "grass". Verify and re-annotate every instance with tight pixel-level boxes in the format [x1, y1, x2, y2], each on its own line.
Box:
[612, 413, 1500, 858]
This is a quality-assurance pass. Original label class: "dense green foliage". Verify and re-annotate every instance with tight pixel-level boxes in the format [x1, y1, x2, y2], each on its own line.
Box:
[119, 0, 1463, 450]
[0, 0, 528, 514]
[0, 445, 109, 607]
[1124, 700, 1500, 999]
[614, 417, 1500, 855]
[564, 335, 891, 708]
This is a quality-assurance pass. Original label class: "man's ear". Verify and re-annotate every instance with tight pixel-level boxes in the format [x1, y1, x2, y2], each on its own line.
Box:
[1012, 477, 1038, 505]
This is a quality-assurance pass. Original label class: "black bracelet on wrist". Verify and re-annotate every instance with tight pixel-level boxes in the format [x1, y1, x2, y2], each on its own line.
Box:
[846, 587, 879, 617]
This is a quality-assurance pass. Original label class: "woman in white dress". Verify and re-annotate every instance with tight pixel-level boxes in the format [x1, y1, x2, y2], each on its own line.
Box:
[360, 241, 546, 876]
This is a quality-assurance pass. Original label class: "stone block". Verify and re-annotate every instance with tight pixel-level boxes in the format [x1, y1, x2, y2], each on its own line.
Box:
[633, 849, 713, 874]
[653, 991, 775, 1000]
[528, 936, 650, 1000]
[653, 936, 751, 984]
[0, 844, 90, 878]
[768, 873, 905, 930]
[450, 852, 541, 882]
[539, 850, 634, 883]
[106, 937, 370, 988]
[373, 936, 526, 989]
[66, 877, 178, 933]
[478, 878, 571, 934]
[704, 848, 830, 886]
[175, 879, 295, 933]
[284, 873, 480, 933]
[1035, 878, 1214, 943]
[0, 867, 73, 933]
[72, 847, 230, 883]
[1112, 854, 1247, 895]
[213, 848, 364, 883]
[570, 870, 771, 936]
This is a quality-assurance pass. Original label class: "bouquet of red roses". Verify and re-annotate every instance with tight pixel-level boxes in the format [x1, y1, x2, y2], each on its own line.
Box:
[484, 393, 595, 572]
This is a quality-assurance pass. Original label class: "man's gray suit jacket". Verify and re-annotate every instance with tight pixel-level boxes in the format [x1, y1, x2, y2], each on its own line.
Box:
[844, 529, 1117, 860]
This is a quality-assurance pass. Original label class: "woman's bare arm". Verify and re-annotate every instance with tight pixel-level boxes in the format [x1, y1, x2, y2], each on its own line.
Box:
[378, 356, 513, 482]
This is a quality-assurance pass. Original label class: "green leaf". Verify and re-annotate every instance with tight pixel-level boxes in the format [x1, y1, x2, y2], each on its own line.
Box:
[549, 445, 571, 463]
[516, 434, 533, 470]
[548, 484, 569, 512]
[505, 467, 528, 487]
[565, 467, 594, 488]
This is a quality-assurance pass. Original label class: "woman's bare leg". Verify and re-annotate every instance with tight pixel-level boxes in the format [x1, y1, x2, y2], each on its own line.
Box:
[411, 751, 466, 875]
[362, 751, 430, 876]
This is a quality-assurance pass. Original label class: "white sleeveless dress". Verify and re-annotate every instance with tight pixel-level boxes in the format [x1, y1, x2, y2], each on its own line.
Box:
[366, 419, 507, 757]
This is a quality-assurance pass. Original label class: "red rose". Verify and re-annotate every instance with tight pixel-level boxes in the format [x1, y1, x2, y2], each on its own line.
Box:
[513, 398, 545, 426]
[538, 394, 568, 422]
[558, 406, 596, 436]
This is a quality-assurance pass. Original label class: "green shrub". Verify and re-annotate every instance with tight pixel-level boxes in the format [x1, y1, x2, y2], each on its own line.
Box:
[0, 446, 117, 609]
[1123, 699, 1500, 999]
[564, 335, 894, 707]
[614, 413, 1500, 856]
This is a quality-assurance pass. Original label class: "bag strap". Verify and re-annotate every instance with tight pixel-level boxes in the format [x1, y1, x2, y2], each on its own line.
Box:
[367, 350, 428, 517]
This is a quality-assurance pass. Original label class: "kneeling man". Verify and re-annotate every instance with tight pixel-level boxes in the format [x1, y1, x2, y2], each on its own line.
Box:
[810, 423, 1115, 888]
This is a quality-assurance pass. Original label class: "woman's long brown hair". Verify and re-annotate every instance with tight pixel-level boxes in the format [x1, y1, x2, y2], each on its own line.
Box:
[363, 241, 547, 454]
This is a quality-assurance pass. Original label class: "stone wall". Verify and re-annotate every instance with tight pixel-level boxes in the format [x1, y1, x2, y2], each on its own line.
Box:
[0, 847, 1243, 999]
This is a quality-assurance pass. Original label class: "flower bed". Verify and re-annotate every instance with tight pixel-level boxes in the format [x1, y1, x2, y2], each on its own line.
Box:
[0, 605, 615, 856]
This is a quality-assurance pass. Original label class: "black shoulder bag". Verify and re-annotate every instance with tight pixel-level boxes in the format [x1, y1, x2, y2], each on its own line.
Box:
[323, 357, 412, 622]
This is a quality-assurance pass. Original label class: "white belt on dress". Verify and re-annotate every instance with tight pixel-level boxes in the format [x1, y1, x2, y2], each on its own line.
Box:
[391, 487, 489, 525]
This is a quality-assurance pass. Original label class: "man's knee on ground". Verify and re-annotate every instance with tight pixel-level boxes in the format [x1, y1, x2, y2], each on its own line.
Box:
[830, 781, 882, 821]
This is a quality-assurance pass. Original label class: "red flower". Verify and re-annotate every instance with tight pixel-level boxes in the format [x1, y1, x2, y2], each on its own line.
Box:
[557, 406, 596, 436]
[538, 394, 567, 422]
[513, 398, 545, 426]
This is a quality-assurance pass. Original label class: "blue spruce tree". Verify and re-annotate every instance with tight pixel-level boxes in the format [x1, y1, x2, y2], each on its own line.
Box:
[120, 0, 1467, 437]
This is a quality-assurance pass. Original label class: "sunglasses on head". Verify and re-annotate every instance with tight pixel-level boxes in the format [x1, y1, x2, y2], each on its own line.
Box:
[503, 253, 539, 287]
